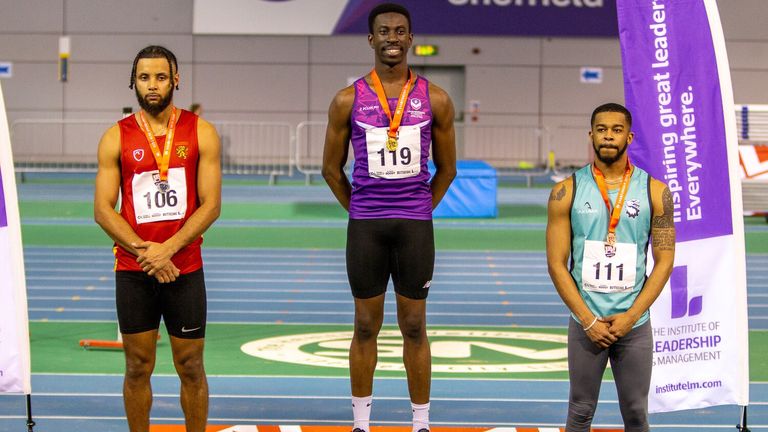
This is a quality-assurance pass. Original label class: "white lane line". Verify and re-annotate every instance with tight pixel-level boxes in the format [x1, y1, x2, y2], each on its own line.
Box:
[24, 268, 553, 277]
[27, 307, 571, 318]
[0, 415, 762, 429]
[24, 258, 553, 269]
[24, 276, 556, 285]
[15, 391, 768, 406]
[27, 296, 567, 307]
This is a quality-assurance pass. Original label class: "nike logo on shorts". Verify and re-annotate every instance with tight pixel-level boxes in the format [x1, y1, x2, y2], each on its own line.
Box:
[181, 326, 201, 333]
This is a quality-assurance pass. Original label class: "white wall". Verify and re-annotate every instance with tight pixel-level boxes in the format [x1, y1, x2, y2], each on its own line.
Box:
[0, 0, 765, 134]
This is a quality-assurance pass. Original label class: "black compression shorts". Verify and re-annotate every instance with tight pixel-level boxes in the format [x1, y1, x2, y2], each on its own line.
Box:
[346, 218, 434, 300]
[116, 268, 207, 339]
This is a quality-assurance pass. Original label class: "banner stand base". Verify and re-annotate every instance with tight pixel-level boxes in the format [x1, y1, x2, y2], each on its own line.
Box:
[737, 405, 751, 432]
[26, 394, 35, 432]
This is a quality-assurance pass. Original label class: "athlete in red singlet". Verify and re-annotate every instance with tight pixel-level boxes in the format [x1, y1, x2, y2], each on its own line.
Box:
[94, 45, 221, 432]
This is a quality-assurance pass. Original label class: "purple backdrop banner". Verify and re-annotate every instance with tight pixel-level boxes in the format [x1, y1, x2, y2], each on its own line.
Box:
[334, 0, 618, 37]
[619, 0, 732, 242]
[0, 166, 7, 228]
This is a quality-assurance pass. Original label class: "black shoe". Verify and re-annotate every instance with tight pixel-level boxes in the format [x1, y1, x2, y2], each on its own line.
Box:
[416, 429, 430, 432]
[352, 428, 366, 432]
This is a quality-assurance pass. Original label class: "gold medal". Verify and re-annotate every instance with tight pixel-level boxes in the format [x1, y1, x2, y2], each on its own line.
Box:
[386, 136, 398, 151]
[606, 232, 616, 246]
[370, 68, 414, 155]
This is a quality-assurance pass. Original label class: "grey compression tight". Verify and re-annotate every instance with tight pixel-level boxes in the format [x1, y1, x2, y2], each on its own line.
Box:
[566, 319, 653, 432]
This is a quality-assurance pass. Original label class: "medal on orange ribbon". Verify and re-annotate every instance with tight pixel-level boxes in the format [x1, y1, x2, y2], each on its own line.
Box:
[370, 68, 414, 152]
[593, 161, 633, 257]
[138, 107, 177, 193]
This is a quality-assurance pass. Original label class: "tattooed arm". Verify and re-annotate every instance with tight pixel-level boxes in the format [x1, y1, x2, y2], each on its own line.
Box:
[547, 177, 617, 348]
[605, 178, 675, 338]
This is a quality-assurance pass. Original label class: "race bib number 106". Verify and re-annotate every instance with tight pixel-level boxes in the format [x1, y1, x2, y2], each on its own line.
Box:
[132, 167, 188, 224]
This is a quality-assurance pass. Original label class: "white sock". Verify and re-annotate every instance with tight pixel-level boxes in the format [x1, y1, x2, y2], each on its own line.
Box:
[352, 395, 373, 432]
[411, 402, 430, 432]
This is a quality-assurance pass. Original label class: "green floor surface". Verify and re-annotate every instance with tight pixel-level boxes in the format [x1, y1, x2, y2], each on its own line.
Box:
[30, 322, 768, 382]
[19, 201, 547, 223]
[20, 201, 768, 252]
[21, 223, 768, 253]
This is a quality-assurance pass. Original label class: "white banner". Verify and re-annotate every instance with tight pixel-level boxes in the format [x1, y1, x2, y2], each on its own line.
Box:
[193, 0, 349, 35]
[0, 81, 32, 394]
[618, 0, 749, 412]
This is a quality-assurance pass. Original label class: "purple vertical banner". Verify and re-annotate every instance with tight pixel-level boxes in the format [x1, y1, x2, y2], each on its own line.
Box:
[0, 166, 7, 228]
[619, 0, 732, 242]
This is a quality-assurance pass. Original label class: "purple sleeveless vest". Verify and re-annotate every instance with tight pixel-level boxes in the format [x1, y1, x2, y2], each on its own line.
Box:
[348, 75, 433, 220]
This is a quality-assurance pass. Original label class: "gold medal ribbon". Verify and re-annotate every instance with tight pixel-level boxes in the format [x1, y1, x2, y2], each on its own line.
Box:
[593, 160, 633, 245]
[370, 68, 414, 151]
[138, 107, 177, 182]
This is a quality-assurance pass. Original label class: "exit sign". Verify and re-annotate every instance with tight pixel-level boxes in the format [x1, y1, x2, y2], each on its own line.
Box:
[413, 45, 438, 57]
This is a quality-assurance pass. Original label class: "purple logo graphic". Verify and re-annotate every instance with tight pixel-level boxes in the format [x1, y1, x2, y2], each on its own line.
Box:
[625, 198, 640, 218]
[670, 265, 703, 318]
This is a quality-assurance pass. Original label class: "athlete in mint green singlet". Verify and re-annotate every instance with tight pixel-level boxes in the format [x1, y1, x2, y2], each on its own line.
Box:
[546, 103, 675, 432]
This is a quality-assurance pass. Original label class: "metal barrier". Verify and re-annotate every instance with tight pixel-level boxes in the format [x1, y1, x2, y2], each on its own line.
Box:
[10, 119, 295, 183]
[10, 119, 112, 172]
[545, 125, 592, 170]
[10, 118, 600, 186]
[294, 121, 564, 185]
[295, 121, 328, 183]
[214, 121, 293, 183]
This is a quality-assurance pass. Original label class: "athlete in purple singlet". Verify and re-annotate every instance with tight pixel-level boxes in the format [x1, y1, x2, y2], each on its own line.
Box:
[322, 3, 456, 432]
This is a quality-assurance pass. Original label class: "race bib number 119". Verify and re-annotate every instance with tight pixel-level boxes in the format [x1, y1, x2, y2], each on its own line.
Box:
[366, 125, 422, 179]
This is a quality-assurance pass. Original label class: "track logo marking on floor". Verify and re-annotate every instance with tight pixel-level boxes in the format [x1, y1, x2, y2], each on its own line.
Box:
[241, 329, 568, 373]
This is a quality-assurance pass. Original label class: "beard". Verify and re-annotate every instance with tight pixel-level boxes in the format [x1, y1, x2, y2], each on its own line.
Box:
[135, 87, 173, 116]
[592, 140, 628, 165]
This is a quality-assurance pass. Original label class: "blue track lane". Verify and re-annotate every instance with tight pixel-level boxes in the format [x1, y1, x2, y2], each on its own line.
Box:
[0, 245, 765, 431]
[1, 376, 766, 430]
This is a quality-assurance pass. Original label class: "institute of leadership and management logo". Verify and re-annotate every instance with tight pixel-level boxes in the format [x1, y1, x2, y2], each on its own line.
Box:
[241, 329, 569, 373]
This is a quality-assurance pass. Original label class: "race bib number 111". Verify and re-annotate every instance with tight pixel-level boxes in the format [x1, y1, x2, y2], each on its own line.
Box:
[581, 240, 637, 293]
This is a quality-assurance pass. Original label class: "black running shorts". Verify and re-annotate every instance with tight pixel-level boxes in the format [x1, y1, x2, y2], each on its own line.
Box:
[116, 268, 207, 339]
[346, 218, 435, 300]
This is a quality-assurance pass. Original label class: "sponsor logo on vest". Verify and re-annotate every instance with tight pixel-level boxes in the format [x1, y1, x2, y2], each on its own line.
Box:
[241, 329, 569, 373]
[133, 149, 144, 162]
[410, 98, 422, 110]
[577, 201, 599, 215]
